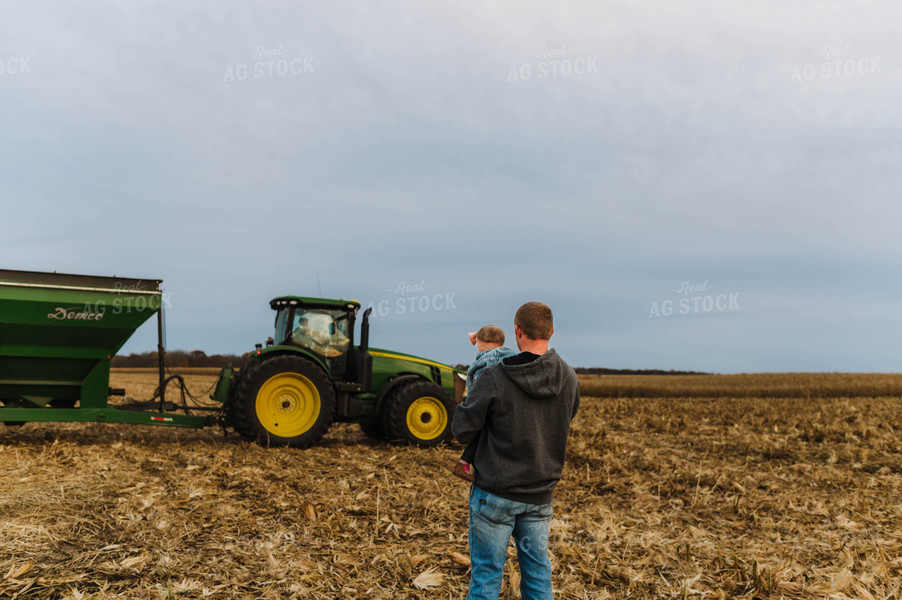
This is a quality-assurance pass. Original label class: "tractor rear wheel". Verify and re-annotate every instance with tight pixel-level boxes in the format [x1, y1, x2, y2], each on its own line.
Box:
[232, 355, 335, 448]
[383, 380, 455, 447]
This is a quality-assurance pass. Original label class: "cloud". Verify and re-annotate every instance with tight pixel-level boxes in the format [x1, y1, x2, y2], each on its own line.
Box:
[2, 0, 900, 371]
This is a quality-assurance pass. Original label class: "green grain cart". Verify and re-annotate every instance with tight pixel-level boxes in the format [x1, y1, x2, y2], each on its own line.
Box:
[0, 269, 465, 448]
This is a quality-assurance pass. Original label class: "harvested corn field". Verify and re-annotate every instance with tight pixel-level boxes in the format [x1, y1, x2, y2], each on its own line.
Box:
[0, 372, 900, 599]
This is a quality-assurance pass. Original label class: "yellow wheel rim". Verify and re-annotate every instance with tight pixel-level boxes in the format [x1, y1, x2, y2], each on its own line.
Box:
[405, 396, 447, 440]
[256, 373, 320, 437]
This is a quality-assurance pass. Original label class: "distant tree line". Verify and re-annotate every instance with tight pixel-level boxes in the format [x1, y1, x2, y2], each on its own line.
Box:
[113, 353, 704, 375]
[453, 365, 708, 375]
[575, 367, 709, 376]
[112, 350, 250, 369]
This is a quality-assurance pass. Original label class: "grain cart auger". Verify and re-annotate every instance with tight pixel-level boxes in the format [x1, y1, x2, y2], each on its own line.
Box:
[214, 296, 467, 448]
[0, 269, 212, 429]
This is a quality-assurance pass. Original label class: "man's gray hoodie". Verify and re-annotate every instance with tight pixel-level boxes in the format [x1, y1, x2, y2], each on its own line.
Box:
[452, 348, 580, 505]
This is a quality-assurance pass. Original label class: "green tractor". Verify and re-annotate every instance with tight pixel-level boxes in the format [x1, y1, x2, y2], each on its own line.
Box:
[217, 296, 466, 448]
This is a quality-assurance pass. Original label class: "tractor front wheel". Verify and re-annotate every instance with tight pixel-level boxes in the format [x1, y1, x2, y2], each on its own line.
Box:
[383, 380, 455, 447]
[232, 356, 335, 448]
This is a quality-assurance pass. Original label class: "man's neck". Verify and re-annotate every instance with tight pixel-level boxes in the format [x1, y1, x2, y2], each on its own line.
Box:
[518, 339, 549, 355]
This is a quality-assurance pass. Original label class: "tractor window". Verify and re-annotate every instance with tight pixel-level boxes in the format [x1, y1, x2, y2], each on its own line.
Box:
[274, 309, 290, 341]
[290, 308, 350, 359]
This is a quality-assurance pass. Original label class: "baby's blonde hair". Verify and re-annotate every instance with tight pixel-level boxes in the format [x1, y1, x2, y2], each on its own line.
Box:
[476, 325, 505, 345]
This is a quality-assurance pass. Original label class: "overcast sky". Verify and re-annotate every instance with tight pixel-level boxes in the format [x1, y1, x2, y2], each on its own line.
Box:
[3, 1, 900, 372]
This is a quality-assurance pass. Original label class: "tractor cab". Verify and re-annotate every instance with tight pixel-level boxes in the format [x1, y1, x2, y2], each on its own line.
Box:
[270, 297, 370, 385]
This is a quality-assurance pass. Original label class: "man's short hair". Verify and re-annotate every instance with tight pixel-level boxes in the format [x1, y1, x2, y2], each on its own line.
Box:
[475, 325, 505, 345]
[515, 302, 553, 340]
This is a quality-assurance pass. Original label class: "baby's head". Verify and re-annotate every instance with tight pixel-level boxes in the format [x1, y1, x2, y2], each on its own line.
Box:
[467, 325, 505, 352]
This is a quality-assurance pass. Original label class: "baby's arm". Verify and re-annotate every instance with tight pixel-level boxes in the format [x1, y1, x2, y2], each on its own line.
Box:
[453, 372, 496, 444]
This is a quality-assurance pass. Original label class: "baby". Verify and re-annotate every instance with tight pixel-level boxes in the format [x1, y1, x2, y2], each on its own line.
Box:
[452, 325, 516, 482]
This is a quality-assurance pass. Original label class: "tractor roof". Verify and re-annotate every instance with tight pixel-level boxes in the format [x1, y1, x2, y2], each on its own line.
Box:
[270, 296, 361, 311]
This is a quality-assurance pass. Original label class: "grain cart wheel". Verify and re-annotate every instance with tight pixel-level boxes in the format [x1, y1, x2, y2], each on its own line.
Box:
[233, 356, 335, 448]
[359, 419, 385, 440]
[383, 380, 455, 447]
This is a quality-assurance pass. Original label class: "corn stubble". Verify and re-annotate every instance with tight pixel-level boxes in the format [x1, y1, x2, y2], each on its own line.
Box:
[0, 372, 899, 599]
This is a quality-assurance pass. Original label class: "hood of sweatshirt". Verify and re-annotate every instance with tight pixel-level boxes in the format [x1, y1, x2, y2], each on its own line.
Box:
[500, 348, 564, 400]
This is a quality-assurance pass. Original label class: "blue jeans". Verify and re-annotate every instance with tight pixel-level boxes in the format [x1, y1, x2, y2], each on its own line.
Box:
[466, 485, 554, 600]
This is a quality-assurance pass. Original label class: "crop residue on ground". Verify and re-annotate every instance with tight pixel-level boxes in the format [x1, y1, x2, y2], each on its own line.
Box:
[0, 372, 900, 599]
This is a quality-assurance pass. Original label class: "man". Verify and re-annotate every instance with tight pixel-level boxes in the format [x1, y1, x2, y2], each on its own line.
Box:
[452, 302, 580, 600]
